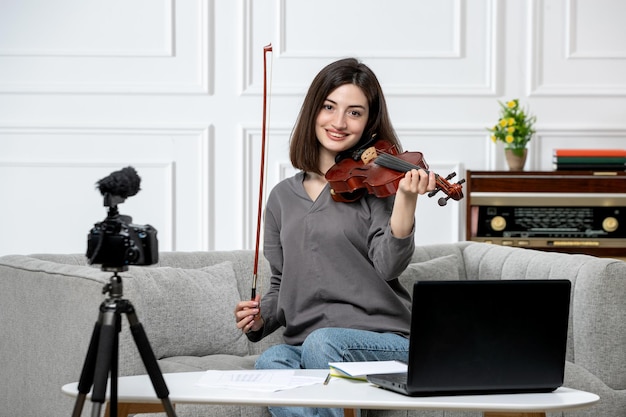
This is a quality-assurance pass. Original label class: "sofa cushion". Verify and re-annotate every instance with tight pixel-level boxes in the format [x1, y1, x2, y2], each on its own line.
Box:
[123, 262, 249, 359]
[158, 354, 259, 373]
[399, 254, 462, 294]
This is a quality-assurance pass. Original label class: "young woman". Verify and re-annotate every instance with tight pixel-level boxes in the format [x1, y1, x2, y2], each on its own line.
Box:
[234, 58, 435, 417]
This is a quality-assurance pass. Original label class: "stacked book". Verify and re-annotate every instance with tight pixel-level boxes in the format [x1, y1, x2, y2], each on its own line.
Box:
[553, 149, 626, 171]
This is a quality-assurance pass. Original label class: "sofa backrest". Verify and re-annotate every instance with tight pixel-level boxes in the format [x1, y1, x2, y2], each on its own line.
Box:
[1, 251, 280, 370]
[9, 242, 626, 391]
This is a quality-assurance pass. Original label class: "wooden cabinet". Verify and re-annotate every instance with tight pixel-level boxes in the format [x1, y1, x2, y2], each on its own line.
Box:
[465, 171, 626, 258]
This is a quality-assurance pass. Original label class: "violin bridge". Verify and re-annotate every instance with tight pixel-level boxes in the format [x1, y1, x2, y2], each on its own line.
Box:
[360, 147, 378, 164]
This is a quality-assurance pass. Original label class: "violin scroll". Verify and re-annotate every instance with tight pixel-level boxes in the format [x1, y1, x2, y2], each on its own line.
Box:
[428, 172, 466, 206]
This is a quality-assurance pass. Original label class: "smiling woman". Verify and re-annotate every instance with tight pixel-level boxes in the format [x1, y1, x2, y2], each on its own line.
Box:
[314, 84, 369, 159]
[233, 58, 436, 417]
[306, 84, 369, 201]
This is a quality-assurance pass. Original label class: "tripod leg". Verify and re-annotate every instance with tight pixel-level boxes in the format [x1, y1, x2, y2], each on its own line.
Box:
[125, 307, 177, 417]
[71, 319, 102, 417]
[90, 310, 118, 417]
[109, 315, 120, 417]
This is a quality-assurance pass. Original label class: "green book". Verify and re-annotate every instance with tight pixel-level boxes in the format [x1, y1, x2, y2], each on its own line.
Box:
[554, 156, 626, 164]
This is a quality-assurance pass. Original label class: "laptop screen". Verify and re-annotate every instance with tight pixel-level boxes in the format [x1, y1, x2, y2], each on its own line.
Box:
[406, 280, 571, 394]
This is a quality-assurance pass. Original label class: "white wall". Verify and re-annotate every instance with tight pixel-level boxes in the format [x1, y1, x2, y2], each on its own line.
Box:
[1, 0, 625, 256]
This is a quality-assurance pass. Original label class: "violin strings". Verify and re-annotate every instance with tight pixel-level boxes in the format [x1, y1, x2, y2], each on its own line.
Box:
[376, 152, 448, 188]
[376, 153, 428, 174]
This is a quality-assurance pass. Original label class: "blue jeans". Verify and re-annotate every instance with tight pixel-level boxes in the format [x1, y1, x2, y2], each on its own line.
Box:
[255, 327, 409, 417]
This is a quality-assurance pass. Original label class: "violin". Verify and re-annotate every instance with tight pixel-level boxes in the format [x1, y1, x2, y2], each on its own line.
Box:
[325, 139, 465, 206]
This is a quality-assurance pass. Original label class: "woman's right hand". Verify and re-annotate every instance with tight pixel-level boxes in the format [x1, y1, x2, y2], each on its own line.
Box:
[234, 295, 264, 334]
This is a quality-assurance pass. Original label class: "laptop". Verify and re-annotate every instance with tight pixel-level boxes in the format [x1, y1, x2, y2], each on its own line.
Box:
[367, 279, 571, 396]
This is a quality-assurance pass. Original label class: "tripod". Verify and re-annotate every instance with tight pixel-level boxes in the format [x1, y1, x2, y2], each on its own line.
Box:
[71, 268, 177, 417]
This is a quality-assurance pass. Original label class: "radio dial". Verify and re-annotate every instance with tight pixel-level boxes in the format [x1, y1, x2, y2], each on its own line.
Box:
[602, 217, 618, 233]
[490, 216, 507, 231]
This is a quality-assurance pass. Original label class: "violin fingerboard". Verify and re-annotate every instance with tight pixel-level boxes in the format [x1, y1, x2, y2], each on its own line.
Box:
[376, 153, 425, 173]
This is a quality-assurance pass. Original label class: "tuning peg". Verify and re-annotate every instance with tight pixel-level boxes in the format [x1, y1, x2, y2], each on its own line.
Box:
[445, 172, 457, 181]
[438, 196, 449, 206]
[428, 189, 440, 198]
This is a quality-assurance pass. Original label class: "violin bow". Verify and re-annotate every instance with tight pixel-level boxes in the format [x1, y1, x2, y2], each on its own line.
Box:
[251, 44, 273, 300]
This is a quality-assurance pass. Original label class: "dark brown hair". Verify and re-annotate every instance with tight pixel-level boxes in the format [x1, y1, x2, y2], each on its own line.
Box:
[289, 58, 401, 175]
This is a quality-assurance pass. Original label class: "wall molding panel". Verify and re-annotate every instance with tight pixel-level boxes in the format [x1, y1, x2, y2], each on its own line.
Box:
[0, 0, 175, 57]
[276, 0, 464, 59]
[0, 0, 212, 94]
[565, 0, 626, 59]
[241, 0, 500, 97]
[0, 124, 213, 254]
[528, 0, 626, 96]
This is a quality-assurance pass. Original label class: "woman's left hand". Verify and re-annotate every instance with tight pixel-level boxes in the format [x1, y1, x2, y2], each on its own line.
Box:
[397, 169, 436, 197]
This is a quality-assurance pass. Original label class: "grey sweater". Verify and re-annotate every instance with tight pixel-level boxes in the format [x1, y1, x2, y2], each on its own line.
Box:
[249, 171, 415, 346]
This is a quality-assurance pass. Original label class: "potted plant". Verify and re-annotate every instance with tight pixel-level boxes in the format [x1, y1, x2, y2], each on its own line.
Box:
[489, 99, 536, 170]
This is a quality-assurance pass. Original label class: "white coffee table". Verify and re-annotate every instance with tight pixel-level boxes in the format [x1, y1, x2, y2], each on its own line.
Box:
[62, 370, 599, 417]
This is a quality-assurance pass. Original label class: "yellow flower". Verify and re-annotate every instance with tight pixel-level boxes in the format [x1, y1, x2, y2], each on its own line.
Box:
[487, 98, 536, 151]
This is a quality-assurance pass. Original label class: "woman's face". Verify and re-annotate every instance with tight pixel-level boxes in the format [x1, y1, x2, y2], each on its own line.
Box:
[315, 83, 369, 157]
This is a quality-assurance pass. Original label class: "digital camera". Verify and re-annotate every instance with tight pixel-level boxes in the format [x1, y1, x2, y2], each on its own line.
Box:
[87, 217, 158, 269]
[86, 166, 158, 271]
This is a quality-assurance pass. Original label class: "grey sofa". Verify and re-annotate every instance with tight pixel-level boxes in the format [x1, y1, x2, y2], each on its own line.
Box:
[1, 242, 625, 417]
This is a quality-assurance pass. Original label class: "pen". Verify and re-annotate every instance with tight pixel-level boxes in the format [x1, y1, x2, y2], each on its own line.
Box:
[323, 373, 332, 385]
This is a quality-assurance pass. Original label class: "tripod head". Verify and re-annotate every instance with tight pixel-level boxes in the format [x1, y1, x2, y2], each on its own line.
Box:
[102, 271, 125, 300]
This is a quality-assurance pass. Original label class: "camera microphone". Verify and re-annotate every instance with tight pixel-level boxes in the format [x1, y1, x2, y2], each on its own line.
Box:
[97, 166, 141, 199]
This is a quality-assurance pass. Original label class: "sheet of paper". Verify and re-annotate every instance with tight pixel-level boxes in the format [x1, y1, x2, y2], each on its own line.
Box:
[195, 369, 326, 392]
[328, 360, 407, 379]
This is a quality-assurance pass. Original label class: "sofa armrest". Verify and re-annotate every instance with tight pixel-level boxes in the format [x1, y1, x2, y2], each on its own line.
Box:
[573, 260, 626, 390]
[460, 242, 626, 393]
